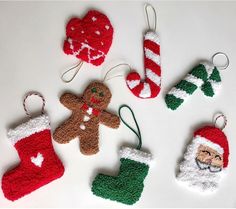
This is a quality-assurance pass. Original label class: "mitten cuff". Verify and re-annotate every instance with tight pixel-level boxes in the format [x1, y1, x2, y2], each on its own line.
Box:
[8, 114, 50, 145]
[119, 146, 153, 166]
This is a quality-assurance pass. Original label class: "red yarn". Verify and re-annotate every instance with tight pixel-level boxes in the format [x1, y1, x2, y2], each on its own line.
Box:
[194, 126, 229, 168]
[126, 31, 161, 99]
[81, 103, 100, 116]
[63, 10, 114, 66]
[2, 129, 64, 201]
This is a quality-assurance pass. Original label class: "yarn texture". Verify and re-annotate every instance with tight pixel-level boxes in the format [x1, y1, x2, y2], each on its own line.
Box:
[177, 125, 229, 193]
[2, 115, 64, 201]
[165, 63, 221, 110]
[63, 10, 113, 66]
[53, 81, 120, 155]
[92, 146, 152, 205]
[126, 31, 161, 99]
[201, 68, 222, 97]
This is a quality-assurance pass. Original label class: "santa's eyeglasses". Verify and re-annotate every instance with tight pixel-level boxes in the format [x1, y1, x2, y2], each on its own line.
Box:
[195, 158, 222, 173]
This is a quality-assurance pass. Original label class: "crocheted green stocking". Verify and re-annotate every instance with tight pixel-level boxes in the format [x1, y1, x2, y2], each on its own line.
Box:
[91, 147, 152, 205]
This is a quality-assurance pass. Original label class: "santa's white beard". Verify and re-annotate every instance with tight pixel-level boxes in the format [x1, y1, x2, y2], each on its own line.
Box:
[177, 140, 224, 193]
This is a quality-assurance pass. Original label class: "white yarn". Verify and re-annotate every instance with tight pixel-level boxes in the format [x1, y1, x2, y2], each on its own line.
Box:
[168, 87, 190, 100]
[8, 114, 50, 145]
[208, 79, 222, 95]
[201, 62, 215, 78]
[184, 74, 204, 87]
[30, 152, 44, 167]
[126, 80, 140, 89]
[144, 48, 161, 66]
[139, 83, 151, 98]
[120, 147, 153, 166]
[68, 39, 105, 63]
[146, 68, 161, 86]
[177, 138, 225, 193]
[145, 31, 160, 45]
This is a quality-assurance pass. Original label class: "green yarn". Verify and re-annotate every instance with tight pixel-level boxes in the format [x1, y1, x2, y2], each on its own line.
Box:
[209, 67, 221, 82]
[165, 63, 222, 110]
[165, 94, 184, 110]
[118, 105, 142, 150]
[175, 80, 198, 94]
[92, 158, 149, 205]
[165, 64, 208, 110]
[201, 81, 214, 97]
[190, 64, 208, 80]
[201, 67, 221, 97]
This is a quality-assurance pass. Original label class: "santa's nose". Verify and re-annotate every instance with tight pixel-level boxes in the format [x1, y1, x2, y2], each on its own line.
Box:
[206, 159, 212, 164]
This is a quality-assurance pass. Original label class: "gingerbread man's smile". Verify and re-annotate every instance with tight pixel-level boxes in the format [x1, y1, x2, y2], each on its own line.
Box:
[91, 96, 101, 104]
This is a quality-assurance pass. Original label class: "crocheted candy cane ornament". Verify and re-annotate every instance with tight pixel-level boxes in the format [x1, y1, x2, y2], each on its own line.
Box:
[165, 52, 229, 110]
[92, 105, 153, 205]
[63, 10, 113, 66]
[177, 114, 229, 193]
[165, 62, 216, 110]
[126, 4, 161, 99]
[2, 92, 64, 201]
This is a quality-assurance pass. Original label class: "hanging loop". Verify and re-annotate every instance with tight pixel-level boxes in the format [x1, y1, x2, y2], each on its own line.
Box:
[214, 113, 227, 130]
[103, 63, 131, 82]
[23, 92, 46, 118]
[144, 3, 157, 31]
[61, 61, 83, 83]
[211, 52, 229, 71]
[118, 104, 142, 150]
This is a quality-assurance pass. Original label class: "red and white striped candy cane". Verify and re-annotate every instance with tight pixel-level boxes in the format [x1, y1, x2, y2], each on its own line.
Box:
[126, 4, 161, 99]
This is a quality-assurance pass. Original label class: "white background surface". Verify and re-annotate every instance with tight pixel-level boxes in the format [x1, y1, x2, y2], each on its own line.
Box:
[0, 1, 236, 208]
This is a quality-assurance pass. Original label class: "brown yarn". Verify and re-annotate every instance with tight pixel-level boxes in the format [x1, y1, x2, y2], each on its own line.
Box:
[53, 81, 120, 155]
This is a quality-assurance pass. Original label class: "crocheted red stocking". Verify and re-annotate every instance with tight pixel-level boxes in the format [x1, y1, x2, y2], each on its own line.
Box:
[2, 115, 64, 201]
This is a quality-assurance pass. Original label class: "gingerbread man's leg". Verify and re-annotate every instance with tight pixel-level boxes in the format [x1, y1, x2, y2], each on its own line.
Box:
[53, 116, 79, 144]
[79, 130, 99, 155]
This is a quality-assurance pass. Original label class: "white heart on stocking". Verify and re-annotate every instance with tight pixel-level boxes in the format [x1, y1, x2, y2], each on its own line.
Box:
[31, 152, 44, 167]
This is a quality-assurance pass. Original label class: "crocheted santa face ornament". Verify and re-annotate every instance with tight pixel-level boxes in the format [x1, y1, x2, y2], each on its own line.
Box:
[2, 93, 64, 201]
[177, 117, 229, 193]
[92, 105, 153, 205]
[126, 4, 161, 99]
[53, 81, 120, 155]
[63, 10, 113, 66]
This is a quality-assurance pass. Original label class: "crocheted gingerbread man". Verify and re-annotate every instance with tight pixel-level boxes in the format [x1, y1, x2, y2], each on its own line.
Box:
[53, 81, 120, 155]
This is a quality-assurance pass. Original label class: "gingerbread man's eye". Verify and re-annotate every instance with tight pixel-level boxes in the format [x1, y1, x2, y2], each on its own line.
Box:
[91, 87, 97, 93]
[99, 92, 104, 97]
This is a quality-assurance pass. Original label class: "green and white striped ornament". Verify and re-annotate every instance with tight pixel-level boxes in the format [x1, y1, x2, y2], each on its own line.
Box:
[165, 63, 221, 110]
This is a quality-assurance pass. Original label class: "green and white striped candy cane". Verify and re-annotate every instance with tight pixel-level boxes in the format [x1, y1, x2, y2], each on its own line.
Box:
[165, 62, 216, 110]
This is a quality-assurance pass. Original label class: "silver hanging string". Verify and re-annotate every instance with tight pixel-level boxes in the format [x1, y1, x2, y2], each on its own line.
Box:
[103, 63, 132, 82]
[61, 61, 84, 83]
[144, 3, 157, 31]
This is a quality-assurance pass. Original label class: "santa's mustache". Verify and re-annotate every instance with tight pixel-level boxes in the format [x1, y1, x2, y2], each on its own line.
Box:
[195, 158, 222, 173]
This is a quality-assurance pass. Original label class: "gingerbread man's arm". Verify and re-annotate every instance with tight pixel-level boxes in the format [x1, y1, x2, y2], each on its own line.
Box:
[99, 111, 120, 129]
[60, 93, 83, 110]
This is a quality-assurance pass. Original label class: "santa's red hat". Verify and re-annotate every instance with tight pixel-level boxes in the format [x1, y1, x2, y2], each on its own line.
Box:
[194, 126, 229, 168]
